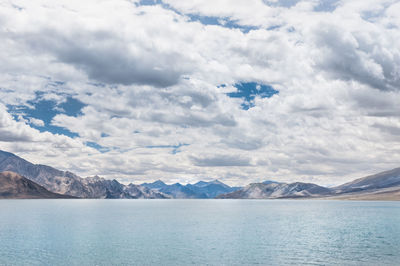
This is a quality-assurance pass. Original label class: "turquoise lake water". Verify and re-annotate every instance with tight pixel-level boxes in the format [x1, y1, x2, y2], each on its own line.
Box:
[0, 200, 399, 265]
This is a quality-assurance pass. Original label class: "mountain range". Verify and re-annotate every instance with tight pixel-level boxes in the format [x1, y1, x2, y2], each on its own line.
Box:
[0, 150, 240, 199]
[0, 149, 399, 200]
[0, 171, 75, 199]
[0, 150, 167, 199]
[218, 168, 400, 200]
[140, 179, 241, 198]
[217, 181, 332, 199]
[328, 168, 400, 200]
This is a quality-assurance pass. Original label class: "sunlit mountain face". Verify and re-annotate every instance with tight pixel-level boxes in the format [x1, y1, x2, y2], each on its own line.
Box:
[1, 0, 400, 187]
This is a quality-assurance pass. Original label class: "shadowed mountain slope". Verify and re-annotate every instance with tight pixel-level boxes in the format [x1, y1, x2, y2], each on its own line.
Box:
[333, 168, 400, 194]
[0, 171, 75, 199]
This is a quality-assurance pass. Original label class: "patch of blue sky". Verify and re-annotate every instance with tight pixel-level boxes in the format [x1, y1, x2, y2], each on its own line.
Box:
[11, 3, 24, 11]
[361, 6, 390, 23]
[267, 25, 282, 31]
[137, 0, 162, 5]
[146, 143, 189, 154]
[264, 0, 339, 12]
[264, 0, 302, 8]
[188, 14, 258, 33]
[7, 92, 86, 138]
[314, 0, 340, 12]
[0, 87, 14, 93]
[227, 82, 278, 110]
[137, 0, 258, 33]
[60, 97, 86, 117]
[86, 141, 110, 153]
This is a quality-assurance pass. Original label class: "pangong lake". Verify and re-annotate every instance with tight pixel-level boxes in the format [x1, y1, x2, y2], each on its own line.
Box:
[0, 199, 399, 266]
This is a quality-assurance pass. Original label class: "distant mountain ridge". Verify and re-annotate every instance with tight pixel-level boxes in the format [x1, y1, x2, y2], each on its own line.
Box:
[0, 171, 75, 199]
[218, 168, 400, 200]
[217, 182, 332, 199]
[326, 168, 400, 200]
[141, 179, 241, 198]
[333, 168, 400, 193]
[0, 150, 239, 199]
[0, 150, 167, 199]
[0, 149, 399, 200]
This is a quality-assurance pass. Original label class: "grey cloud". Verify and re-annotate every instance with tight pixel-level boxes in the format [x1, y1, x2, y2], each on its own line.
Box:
[159, 89, 215, 108]
[350, 88, 400, 117]
[0, 130, 33, 142]
[352, 90, 393, 109]
[127, 87, 216, 109]
[15, 28, 190, 87]
[222, 138, 264, 150]
[149, 111, 237, 127]
[372, 123, 400, 137]
[292, 167, 334, 176]
[314, 24, 400, 91]
[191, 154, 252, 167]
[367, 111, 400, 117]
[289, 106, 331, 118]
[219, 132, 265, 150]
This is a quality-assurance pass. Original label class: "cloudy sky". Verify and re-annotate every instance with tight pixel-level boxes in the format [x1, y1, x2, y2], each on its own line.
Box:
[0, 0, 399, 186]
